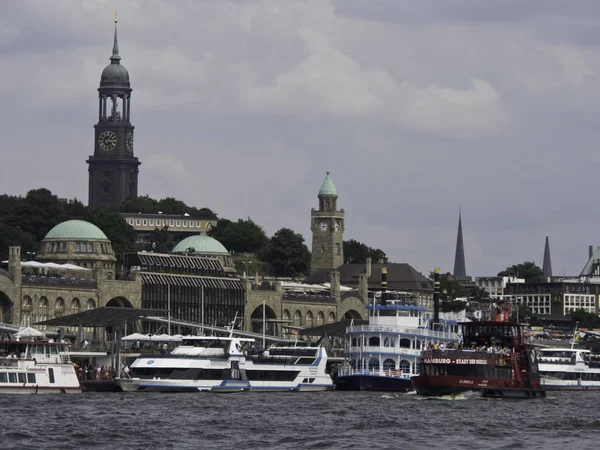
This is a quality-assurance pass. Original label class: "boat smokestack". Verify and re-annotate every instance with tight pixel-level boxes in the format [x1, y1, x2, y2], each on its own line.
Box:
[381, 266, 387, 306]
[433, 267, 440, 325]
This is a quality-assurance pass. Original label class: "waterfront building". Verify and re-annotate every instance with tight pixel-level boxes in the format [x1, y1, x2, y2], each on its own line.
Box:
[87, 18, 140, 208]
[120, 213, 218, 247]
[475, 276, 525, 296]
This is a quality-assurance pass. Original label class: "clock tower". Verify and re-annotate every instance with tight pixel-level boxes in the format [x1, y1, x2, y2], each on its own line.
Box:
[87, 17, 140, 208]
[310, 172, 344, 274]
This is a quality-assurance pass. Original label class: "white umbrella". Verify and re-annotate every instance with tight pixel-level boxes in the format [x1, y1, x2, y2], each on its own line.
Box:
[121, 332, 151, 342]
[61, 263, 91, 271]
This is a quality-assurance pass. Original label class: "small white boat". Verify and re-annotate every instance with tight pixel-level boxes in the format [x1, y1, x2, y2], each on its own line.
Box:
[117, 335, 334, 392]
[0, 334, 81, 394]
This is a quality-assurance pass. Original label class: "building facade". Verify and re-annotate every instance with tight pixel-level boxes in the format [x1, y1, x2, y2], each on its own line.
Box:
[310, 172, 344, 273]
[121, 213, 218, 247]
[87, 20, 140, 208]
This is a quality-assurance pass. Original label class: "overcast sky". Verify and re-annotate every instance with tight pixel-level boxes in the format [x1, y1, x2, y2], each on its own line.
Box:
[2, 0, 600, 277]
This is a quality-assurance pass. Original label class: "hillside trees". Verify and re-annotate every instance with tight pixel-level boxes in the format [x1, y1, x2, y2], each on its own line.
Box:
[343, 239, 388, 264]
[258, 228, 310, 277]
[497, 261, 543, 282]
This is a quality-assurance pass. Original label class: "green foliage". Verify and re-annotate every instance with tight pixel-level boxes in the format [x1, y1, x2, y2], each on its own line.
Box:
[118, 195, 217, 218]
[258, 228, 310, 277]
[441, 300, 468, 313]
[85, 207, 136, 254]
[438, 273, 465, 299]
[143, 227, 174, 254]
[343, 239, 389, 264]
[209, 218, 269, 254]
[498, 261, 543, 282]
[509, 304, 538, 324]
[569, 309, 600, 329]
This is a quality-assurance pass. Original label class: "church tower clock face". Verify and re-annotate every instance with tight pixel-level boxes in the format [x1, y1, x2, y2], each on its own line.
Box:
[318, 220, 329, 232]
[99, 131, 117, 151]
[126, 132, 134, 152]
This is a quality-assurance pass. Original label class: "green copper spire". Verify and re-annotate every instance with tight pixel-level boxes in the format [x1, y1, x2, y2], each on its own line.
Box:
[318, 171, 338, 197]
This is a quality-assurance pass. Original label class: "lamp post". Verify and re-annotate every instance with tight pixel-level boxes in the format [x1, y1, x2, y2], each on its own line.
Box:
[243, 261, 252, 279]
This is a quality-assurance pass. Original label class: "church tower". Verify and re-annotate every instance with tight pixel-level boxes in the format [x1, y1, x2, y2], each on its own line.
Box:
[542, 232, 553, 279]
[87, 16, 140, 208]
[310, 172, 344, 273]
[453, 209, 467, 279]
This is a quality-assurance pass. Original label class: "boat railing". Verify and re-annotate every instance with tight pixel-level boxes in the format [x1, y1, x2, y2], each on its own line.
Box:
[346, 345, 421, 357]
[347, 325, 458, 340]
[338, 367, 411, 379]
[0, 358, 18, 367]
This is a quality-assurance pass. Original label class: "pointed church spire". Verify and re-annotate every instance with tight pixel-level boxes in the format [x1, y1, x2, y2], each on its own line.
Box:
[110, 11, 121, 63]
[542, 231, 553, 278]
[453, 208, 466, 278]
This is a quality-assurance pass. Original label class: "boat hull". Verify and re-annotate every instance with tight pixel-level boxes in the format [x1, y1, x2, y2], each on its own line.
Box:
[335, 374, 411, 392]
[117, 378, 334, 393]
[412, 375, 545, 399]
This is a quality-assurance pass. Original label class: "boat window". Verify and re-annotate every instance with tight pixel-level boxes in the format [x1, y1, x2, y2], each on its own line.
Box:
[18, 373, 26, 383]
[351, 338, 357, 347]
[399, 360, 410, 374]
[399, 338, 411, 348]
[48, 368, 55, 384]
[368, 358, 379, 370]
[50, 346, 58, 355]
[368, 337, 380, 346]
[8, 373, 17, 383]
[27, 373, 36, 384]
[383, 358, 395, 371]
[415, 340, 421, 349]
[0, 373, 6, 382]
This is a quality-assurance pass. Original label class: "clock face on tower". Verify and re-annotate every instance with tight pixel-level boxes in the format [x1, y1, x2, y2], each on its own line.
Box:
[126, 132, 134, 152]
[334, 221, 341, 232]
[318, 220, 329, 232]
[99, 131, 117, 151]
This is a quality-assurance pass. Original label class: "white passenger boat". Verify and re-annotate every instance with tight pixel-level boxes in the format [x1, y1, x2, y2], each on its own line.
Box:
[538, 347, 600, 390]
[335, 298, 461, 391]
[0, 335, 81, 394]
[117, 335, 334, 392]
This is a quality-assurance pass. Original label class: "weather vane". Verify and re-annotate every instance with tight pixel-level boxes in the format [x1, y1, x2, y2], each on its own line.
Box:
[110, 9, 118, 26]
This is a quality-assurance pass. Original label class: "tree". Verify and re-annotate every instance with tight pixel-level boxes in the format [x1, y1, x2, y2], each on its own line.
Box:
[509, 304, 537, 324]
[118, 195, 218, 218]
[86, 207, 136, 255]
[497, 261, 543, 282]
[258, 228, 310, 277]
[343, 239, 389, 264]
[437, 273, 465, 300]
[209, 218, 268, 254]
[569, 309, 600, 329]
[144, 226, 174, 253]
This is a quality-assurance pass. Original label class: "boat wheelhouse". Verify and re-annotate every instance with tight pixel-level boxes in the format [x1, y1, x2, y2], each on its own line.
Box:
[0, 338, 81, 394]
[538, 348, 600, 390]
[118, 335, 334, 392]
[411, 321, 546, 398]
[335, 299, 460, 391]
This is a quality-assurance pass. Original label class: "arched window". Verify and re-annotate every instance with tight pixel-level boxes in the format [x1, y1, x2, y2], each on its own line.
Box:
[383, 358, 396, 371]
[368, 336, 380, 346]
[328, 312, 335, 323]
[54, 297, 65, 317]
[71, 298, 81, 313]
[282, 310, 290, 322]
[368, 358, 380, 371]
[400, 338, 411, 348]
[22, 296, 33, 310]
[86, 298, 96, 310]
[306, 311, 314, 327]
[294, 310, 302, 326]
[399, 359, 411, 374]
[39, 297, 49, 311]
[317, 311, 324, 326]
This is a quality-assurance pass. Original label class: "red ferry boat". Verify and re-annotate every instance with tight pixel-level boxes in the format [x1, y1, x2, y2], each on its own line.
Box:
[411, 321, 546, 398]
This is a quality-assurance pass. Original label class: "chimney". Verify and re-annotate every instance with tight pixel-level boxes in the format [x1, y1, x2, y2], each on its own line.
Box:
[381, 267, 387, 306]
[432, 267, 440, 327]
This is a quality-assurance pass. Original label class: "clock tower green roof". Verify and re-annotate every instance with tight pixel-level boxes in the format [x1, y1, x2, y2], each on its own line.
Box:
[318, 172, 338, 197]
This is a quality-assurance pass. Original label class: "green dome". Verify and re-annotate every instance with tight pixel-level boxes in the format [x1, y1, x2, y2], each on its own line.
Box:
[44, 220, 108, 241]
[172, 235, 229, 255]
[318, 171, 338, 197]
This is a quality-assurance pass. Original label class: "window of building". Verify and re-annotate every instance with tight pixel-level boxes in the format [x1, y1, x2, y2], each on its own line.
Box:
[143, 219, 147, 226]
[336, 243, 341, 255]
